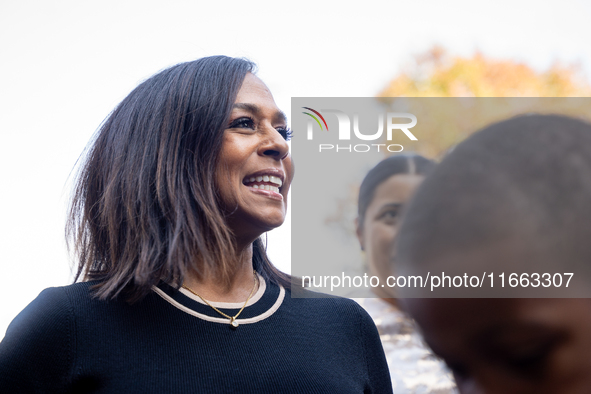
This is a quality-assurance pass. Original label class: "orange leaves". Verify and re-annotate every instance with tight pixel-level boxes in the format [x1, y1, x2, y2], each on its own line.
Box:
[379, 47, 591, 98]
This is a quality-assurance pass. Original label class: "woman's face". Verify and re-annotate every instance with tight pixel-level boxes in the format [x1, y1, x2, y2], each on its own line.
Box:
[216, 73, 294, 243]
[356, 173, 424, 281]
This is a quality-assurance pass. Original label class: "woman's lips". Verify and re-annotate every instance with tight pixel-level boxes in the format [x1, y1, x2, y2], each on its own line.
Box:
[246, 185, 283, 200]
[242, 169, 286, 200]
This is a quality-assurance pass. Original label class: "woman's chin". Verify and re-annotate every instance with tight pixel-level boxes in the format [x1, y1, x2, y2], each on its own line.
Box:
[230, 215, 286, 242]
[257, 216, 286, 233]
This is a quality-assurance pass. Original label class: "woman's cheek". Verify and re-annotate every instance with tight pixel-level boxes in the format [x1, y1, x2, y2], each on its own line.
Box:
[368, 223, 396, 273]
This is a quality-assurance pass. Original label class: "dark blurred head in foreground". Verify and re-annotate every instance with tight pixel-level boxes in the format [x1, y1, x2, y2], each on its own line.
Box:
[395, 114, 591, 393]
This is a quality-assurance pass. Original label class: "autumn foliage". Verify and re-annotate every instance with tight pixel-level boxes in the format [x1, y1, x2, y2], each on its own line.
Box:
[379, 46, 591, 98]
[377, 47, 591, 158]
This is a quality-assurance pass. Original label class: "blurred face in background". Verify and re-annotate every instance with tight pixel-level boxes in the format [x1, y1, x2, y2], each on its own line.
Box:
[356, 174, 424, 293]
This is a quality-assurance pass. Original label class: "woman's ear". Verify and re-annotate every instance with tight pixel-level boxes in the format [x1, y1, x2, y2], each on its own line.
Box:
[355, 217, 364, 251]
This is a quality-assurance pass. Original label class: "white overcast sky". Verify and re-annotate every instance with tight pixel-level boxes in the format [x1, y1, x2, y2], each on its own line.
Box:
[1, 0, 591, 337]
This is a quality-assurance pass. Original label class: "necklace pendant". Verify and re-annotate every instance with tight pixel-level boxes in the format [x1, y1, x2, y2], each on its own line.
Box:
[230, 317, 239, 328]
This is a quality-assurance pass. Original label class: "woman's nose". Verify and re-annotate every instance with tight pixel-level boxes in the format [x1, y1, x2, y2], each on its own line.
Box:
[259, 125, 289, 160]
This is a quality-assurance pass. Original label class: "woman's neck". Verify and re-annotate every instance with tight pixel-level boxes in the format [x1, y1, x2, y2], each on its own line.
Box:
[182, 243, 259, 303]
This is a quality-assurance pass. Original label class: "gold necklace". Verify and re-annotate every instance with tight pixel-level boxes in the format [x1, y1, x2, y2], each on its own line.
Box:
[182, 270, 259, 328]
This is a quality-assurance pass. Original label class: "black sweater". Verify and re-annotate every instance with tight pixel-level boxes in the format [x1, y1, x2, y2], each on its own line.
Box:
[0, 278, 393, 393]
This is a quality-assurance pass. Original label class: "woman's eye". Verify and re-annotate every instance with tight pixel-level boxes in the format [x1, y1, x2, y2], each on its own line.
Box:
[276, 127, 293, 141]
[383, 210, 397, 218]
[229, 117, 255, 129]
[380, 209, 399, 223]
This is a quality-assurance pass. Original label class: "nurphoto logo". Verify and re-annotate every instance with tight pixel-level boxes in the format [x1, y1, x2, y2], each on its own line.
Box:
[302, 107, 418, 153]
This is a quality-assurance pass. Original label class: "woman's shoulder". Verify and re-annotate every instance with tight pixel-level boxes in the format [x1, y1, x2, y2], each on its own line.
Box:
[26, 280, 98, 301]
[282, 287, 393, 391]
[285, 286, 375, 324]
[3, 282, 94, 339]
[0, 283, 93, 389]
[2, 281, 114, 344]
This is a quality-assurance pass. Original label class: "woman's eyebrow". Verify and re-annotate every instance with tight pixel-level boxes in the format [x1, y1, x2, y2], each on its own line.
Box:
[380, 203, 403, 210]
[233, 103, 287, 123]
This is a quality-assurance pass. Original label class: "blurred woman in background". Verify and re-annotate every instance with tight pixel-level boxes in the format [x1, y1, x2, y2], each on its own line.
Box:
[355, 154, 457, 394]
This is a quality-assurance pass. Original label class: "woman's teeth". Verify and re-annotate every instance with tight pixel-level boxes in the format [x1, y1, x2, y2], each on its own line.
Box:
[248, 175, 282, 187]
[251, 184, 280, 193]
[244, 175, 282, 193]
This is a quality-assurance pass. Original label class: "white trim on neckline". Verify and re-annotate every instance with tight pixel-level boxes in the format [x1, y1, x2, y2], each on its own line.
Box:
[152, 279, 284, 326]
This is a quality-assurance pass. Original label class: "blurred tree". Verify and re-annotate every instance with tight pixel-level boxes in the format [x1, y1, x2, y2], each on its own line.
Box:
[377, 46, 591, 158]
[380, 45, 591, 98]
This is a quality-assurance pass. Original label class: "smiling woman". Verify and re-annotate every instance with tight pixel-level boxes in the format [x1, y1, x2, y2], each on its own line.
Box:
[214, 73, 294, 247]
[70, 64, 293, 305]
[0, 56, 392, 393]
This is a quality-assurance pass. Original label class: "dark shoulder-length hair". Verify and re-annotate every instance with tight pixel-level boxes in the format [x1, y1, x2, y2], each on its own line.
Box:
[68, 56, 292, 302]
